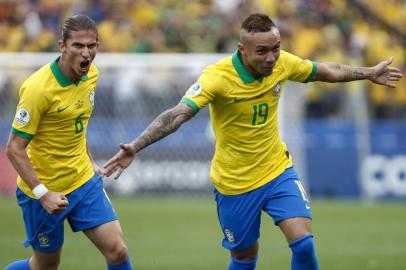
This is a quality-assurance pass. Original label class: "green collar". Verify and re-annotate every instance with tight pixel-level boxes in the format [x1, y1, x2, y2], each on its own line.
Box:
[50, 57, 89, 87]
[232, 50, 263, 83]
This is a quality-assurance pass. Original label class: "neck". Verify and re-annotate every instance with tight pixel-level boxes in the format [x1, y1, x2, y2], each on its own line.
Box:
[57, 56, 80, 83]
[239, 53, 261, 78]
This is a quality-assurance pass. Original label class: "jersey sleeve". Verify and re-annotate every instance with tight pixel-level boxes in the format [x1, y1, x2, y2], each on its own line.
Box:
[180, 67, 219, 113]
[12, 82, 49, 139]
[283, 51, 318, 83]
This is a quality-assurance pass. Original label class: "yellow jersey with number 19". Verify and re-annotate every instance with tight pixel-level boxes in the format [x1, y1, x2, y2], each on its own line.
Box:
[181, 50, 317, 195]
[12, 57, 98, 198]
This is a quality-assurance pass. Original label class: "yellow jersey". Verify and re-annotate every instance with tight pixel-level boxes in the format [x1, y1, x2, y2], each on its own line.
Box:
[181, 50, 317, 195]
[12, 57, 98, 198]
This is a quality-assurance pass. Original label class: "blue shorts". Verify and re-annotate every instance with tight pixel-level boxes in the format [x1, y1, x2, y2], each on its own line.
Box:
[214, 167, 312, 251]
[16, 173, 117, 253]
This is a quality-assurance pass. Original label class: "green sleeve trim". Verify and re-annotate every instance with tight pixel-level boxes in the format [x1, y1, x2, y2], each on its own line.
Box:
[181, 97, 200, 113]
[304, 62, 318, 83]
[12, 128, 34, 139]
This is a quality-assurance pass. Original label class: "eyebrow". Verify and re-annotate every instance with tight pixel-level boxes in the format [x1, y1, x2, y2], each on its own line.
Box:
[71, 41, 97, 46]
[255, 42, 280, 50]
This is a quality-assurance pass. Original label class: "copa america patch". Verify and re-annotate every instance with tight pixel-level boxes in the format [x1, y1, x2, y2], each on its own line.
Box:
[186, 82, 202, 97]
[89, 89, 95, 107]
[273, 82, 281, 96]
[15, 108, 30, 126]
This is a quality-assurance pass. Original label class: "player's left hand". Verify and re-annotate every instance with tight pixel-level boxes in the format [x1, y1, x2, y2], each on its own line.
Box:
[103, 143, 136, 180]
[369, 56, 403, 88]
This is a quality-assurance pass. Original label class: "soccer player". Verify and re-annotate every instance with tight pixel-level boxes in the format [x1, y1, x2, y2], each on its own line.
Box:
[5, 15, 133, 270]
[104, 14, 403, 270]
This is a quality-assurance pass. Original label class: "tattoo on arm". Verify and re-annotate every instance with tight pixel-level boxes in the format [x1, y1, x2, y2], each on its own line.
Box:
[318, 62, 369, 82]
[136, 104, 195, 151]
[331, 63, 365, 81]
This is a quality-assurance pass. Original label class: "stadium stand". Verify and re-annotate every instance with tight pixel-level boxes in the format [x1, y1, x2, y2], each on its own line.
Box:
[0, 0, 404, 119]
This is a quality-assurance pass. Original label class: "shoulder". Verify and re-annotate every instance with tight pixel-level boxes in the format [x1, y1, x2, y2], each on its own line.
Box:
[278, 50, 300, 64]
[201, 56, 233, 82]
[21, 63, 52, 92]
[277, 50, 312, 70]
[87, 64, 99, 80]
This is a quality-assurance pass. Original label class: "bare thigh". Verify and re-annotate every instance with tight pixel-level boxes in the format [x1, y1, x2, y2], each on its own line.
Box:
[230, 241, 259, 260]
[83, 220, 128, 264]
[30, 248, 62, 270]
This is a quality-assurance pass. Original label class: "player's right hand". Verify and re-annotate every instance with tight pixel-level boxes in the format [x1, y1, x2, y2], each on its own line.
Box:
[103, 143, 136, 180]
[39, 191, 69, 215]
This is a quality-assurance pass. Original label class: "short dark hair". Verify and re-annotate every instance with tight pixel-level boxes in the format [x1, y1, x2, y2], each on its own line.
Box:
[60, 15, 98, 43]
[241, 13, 276, 33]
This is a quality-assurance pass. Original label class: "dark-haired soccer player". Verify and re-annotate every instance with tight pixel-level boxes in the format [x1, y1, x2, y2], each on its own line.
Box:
[104, 13, 403, 270]
[5, 15, 133, 270]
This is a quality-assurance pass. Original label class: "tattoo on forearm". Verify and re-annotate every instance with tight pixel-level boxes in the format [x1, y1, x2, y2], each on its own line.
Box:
[137, 105, 194, 151]
[331, 63, 366, 81]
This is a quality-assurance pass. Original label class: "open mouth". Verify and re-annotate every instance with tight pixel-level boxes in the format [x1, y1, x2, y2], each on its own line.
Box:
[79, 60, 91, 74]
[80, 60, 90, 69]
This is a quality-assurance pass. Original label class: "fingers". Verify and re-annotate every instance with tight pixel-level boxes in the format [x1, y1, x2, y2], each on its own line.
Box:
[96, 167, 106, 175]
[387, 66, 402, 73]
[384, 81, 396, 88]
[103, 160, 118, 177]
[103, 154, 117, 167]
[388, 75, 402, 82]
[114, 167, 124, 180]
[59, 194, 69, 207]
[386, 56, 394, 65]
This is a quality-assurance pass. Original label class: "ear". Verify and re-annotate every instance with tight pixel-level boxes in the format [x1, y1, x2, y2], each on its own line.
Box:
[58, 40, 66, 54]
[237, 42, 245, 55]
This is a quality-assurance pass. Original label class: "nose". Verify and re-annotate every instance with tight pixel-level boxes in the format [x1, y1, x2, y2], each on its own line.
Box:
[265, 53, 275, 63]
[82, 46, 90, 58]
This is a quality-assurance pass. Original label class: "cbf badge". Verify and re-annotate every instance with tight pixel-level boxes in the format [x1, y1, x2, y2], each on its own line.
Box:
[273, 82, 281, 96]
[186, 82, 202, 97]
[89, 88, 95, 107]
[37, 233, 50, 248]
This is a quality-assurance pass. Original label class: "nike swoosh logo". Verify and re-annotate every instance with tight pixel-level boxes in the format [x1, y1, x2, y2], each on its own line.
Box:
[234, 93, 266, 103]
[305, 203, 311, 210]
[57, 106, 69, 112]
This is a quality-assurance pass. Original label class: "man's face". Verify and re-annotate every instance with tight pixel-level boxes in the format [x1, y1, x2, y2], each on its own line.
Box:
[238, 27, 281, 77]
[59, 30, 98, 78]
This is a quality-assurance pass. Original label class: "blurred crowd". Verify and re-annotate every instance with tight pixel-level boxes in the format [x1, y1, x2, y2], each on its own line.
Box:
[0, 0, 405, 119]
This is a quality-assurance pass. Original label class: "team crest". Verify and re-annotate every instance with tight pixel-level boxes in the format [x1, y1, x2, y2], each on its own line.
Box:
[186, 82, 202, 97]
[273, 82, 281, 96]
[89, 88, 95, 107]
[37, 233, 49, 247]
[15, 108, 30, 126]
[224, 229, 235, 243]
[75, 100, 84, 109]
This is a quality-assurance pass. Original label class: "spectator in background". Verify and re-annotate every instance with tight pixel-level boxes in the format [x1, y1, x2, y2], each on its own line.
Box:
[0, 0, 405, 120]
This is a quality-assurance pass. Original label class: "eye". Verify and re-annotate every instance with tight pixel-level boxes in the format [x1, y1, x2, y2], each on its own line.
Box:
[73, 44, 84, 49]
[256, 49, 267, 55]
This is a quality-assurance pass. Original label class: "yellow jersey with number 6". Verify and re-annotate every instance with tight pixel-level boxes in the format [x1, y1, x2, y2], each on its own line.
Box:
[181, 50, 317, 195]
[12, 57, 98, 198]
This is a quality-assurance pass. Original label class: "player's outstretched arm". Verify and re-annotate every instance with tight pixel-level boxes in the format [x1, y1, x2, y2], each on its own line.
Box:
[104, 102, 196, 179]
[313, 56, 403, 87]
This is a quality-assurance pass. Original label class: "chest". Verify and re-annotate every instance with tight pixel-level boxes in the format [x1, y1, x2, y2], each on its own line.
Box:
[43, 84, 96, 130]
